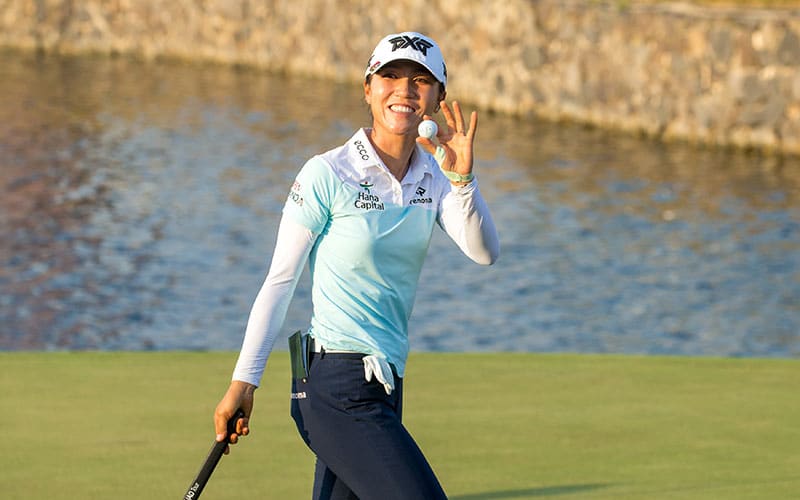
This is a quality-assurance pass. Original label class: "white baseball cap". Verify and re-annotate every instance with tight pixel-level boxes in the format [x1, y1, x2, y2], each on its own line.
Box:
[365, 32, 447, 86]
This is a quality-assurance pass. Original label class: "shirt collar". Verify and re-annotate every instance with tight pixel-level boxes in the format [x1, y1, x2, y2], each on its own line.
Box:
[347, 128, 433, 184]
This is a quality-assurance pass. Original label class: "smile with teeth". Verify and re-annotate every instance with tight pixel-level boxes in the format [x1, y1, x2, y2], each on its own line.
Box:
[389, 104, 416, 113]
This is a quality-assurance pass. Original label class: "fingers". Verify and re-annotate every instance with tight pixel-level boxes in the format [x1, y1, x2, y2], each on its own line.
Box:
[223, 418, 246, 455]
[439, 100, 477, 138]
[214, 409, 231, 443]
[440, 101, 455, 133]
[213, 382, 255, 457]
[236, 415, 250, 438]
[452, 101, 465, 134]
[416, 136, 448, 165]
[467, 110, 478, 140]
[415, 136, 437, 155]
[215, 410, 250, 453]
[214, 380, 256, 446]
[229, 417, 249, 444]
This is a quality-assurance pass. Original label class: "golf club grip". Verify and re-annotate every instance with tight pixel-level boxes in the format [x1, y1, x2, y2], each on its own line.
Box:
[183, 409, 245, 500]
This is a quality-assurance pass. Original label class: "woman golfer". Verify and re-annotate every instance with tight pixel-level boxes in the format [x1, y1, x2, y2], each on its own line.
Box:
[214, 31, 499, 499]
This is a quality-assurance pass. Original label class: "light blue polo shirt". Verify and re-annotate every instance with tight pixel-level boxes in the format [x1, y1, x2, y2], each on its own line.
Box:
[283, 129, 451, 376]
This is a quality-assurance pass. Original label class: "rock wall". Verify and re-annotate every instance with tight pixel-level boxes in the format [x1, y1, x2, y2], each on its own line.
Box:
[2, 0, 799, 154]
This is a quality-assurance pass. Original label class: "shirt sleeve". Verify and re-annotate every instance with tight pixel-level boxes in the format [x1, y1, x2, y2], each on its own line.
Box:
[231, 216, 317, 386]
[282, 156, 337, 234]
[437, 178, 500, 266]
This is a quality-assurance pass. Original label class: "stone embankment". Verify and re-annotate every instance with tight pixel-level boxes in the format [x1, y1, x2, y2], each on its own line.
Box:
[2, 0, 799, 154]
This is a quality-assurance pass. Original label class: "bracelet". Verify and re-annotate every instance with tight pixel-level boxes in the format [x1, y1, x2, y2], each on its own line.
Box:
[440, 169, 474, 183]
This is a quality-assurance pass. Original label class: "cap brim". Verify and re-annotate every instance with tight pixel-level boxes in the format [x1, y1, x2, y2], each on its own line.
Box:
[367, 58, 445, 86]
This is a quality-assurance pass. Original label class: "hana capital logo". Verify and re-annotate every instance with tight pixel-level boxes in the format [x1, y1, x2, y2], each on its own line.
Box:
[355, 180, 384, 211]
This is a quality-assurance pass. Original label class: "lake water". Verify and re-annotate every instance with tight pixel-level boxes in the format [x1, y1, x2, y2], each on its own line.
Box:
[1, 50, 798, 357]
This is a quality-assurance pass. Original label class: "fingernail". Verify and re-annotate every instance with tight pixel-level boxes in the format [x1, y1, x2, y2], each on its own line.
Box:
[216, 433, 225, 441]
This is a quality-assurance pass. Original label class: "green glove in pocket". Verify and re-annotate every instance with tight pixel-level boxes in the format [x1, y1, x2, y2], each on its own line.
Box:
[288, 330, 309, 380]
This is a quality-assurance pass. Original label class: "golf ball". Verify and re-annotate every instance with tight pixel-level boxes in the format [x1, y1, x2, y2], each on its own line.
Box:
[418, 120, 438, 140]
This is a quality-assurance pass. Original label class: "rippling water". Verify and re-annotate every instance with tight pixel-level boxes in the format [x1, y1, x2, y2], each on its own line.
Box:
[1, 50, 798, 356]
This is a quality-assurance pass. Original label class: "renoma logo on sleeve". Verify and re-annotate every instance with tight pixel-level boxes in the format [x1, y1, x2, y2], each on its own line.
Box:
[388, 35, 434, 55]
[356, 180, 384, 211]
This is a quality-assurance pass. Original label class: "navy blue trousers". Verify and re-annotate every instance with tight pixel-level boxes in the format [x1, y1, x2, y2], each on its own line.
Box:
[291, 351, 447, 500]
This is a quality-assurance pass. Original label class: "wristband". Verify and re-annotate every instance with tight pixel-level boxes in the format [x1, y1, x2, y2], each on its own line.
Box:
[440, 169, 474, 183]
[434, 145, 474, 183]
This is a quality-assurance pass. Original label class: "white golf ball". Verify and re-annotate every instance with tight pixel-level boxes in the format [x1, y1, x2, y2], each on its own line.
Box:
[418, 120, 438, 140]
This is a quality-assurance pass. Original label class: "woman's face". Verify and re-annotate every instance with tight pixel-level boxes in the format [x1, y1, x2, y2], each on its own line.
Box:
[364, 60, 444, 138]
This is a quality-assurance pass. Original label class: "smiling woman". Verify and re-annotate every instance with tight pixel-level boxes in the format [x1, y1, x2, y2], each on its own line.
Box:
[366, 63, 441, 139]
[361, 32, 448, 182]
[363, 61, 443, 179]
[211, 31, 499, 500]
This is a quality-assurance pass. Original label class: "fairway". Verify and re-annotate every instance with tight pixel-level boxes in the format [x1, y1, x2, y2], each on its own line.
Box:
[1, 352, 798, 499]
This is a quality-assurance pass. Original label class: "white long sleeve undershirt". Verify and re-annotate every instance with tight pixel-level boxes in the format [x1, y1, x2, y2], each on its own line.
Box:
[440, 179, 500, 266]
[231, 217, 316, 386]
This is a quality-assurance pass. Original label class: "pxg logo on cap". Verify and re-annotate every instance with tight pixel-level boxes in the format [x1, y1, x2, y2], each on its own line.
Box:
[365, 32, 447, 86]
[388, 35, 434, 55]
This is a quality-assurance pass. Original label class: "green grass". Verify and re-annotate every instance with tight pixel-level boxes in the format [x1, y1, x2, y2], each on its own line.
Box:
[1, 352, 798, 499]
